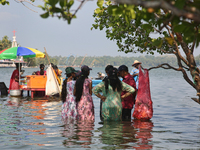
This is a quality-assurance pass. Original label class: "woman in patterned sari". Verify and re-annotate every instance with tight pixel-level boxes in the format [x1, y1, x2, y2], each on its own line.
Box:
[92, 68, 135, 121]
[61, 67, 78, 120]
[74, 65, 94, 121]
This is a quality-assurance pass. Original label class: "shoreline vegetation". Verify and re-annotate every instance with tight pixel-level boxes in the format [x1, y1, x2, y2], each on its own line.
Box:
[25, 54, 200, 68]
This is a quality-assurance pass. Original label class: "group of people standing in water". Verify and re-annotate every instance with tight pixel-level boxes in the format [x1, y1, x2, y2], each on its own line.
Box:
[61, 60, 142, 121]
[8, 59, 142, 121]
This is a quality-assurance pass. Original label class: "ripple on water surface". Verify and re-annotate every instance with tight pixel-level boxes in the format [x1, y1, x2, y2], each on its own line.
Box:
[0, 68, 200, 149]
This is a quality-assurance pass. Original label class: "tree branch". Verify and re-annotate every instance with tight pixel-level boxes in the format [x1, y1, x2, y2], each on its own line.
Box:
[147, 63, 179, 71]
[164, 25, 191, 68]
[15, 0, 38, 12]
[114, 0, 200, 23]
[191, 26, 198, 53]
[71, 0, 87, 19]
[147, 63, 196, 89]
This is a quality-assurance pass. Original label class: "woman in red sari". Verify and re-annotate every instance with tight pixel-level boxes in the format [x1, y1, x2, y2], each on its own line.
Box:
[9, 63, 23, 92]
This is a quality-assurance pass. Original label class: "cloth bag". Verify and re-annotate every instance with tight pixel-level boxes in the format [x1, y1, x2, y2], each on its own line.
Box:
[45, 64, 61, 96]
[132, 67, 153, 120]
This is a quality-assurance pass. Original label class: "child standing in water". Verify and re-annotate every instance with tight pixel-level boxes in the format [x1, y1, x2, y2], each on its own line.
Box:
[61, 67, 78, 120]
[74, 65, 94, 121]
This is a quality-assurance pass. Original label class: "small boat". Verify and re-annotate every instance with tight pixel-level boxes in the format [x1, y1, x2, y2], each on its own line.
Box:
[92, 79, 102, 87]
[91, 72, 105, 87]
[0, 59, 27, 68]
[0, 60, 15, 68]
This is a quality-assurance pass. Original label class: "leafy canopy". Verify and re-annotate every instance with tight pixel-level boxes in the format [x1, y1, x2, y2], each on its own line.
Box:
[0, 0, 9, 5]
[39, 0, 76, 24]
[92, 0, 200, 55]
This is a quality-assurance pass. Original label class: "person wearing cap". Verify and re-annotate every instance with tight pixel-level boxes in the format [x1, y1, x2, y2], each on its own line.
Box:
[97, 72, 106, 79]
[74, 65, 94, 121]
[92, 67, 135, 121]
[130, 60, 142, 89]
[74, 70, 81, 80]
[118, 65, 136, 121]
[35, 64, 46, 75]
[61, 67, 78, 120]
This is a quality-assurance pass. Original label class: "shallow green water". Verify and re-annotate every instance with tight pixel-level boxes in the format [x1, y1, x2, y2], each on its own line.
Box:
[0, 67, 200, 149]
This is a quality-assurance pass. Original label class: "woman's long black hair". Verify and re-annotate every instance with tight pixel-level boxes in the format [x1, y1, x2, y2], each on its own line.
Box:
[104, 68, 122, 93]
[74, 70, 89, 103]
[61, 73, 72, 103]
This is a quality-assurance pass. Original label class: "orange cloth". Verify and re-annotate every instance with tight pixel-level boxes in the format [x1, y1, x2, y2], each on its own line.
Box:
[53, 70, 61, 85]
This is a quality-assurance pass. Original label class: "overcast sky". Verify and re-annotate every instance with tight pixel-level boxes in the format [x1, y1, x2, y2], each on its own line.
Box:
[1, 1, 200, 58]
[0, 0, 136, 57]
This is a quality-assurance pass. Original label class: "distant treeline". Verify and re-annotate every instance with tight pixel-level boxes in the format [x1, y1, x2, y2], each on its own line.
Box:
[26, 54, 200, 68]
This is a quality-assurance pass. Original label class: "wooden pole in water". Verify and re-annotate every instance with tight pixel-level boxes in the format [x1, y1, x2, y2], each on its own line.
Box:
[71, 55, 77, 67]
[79, 54, 87, 67]
[44, 47, 51, 64]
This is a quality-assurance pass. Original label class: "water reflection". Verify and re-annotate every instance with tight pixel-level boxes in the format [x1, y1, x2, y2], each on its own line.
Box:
[0, 97, 28, 145]
[97, 120, 154, 149]
[132, 119, 154, 149]
[7, 96, 23, 107]
[62, 119, 94, 148]
[2, 97, 22, 136]
[23, 99, 48, 135]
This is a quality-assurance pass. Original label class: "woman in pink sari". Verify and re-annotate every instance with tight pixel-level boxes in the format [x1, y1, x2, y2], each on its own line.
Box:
[74, 65, 94, 121]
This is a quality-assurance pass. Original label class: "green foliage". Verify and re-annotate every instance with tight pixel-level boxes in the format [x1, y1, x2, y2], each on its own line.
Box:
[20, 54, 200, 68]
[49, 54, 178, 68]
[24, 57, 37, 66]
[92, 0, 200, 55]
[0, 36, 12, 51]
[0, 0, 9, 5]
[23, 52, 58, 67]
[39, 0, 75, 24]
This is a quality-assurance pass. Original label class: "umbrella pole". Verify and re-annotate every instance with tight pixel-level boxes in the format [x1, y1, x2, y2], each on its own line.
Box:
[19, 61, 21, 86]
[19, 65, 20, 85]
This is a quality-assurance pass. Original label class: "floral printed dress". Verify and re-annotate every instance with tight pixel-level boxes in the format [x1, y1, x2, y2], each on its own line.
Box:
[62, 80, 77, 120]
[77, 78, 94, 121]
[92, 81, 135, 121]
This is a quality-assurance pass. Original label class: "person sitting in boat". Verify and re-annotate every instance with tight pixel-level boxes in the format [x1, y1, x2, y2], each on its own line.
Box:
[51, 63, 61, 85]
[9, 63, 25, 93]
[34, 64, 47, 97]
[96, 72, 106, 80]
[35, 64, 46, 75]
[54, 65, 63, 85]
[53, 65, 62, 77]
